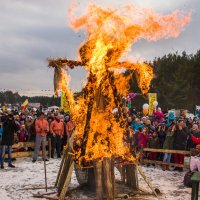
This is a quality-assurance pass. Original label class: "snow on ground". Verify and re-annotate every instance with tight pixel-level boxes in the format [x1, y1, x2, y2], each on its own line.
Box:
[0, 157, 194, 200]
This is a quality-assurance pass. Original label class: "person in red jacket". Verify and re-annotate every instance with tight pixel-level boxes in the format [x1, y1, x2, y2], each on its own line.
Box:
[50, 114, 64, 158]
[191, 135, 200, 147]
[32, 112, 49, 162]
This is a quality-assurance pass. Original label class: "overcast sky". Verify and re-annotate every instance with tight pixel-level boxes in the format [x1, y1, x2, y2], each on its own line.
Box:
[0, 0, 199, 96]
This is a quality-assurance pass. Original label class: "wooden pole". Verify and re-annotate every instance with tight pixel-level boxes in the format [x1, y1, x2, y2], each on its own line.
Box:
[44, 158, 48, 192]
[59, 160, 74, 200]
[57, 153, 71, 195]
[55, 148, 67, 187]
[136, 164, 158, 197]
[48, 138, 52, 158]
[102, 158, 114, 200]
[125, 164, 138, 190]
[93, 160, 103, 200]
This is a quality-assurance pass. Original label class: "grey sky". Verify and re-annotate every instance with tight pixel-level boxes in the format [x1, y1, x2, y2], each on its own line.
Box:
[0, 0, 199, 96]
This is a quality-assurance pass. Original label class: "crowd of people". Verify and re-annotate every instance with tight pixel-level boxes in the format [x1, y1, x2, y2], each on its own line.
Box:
[0, 108, 74, 168]
[125, 107, 200, 172]
[0, 106, 200, 173]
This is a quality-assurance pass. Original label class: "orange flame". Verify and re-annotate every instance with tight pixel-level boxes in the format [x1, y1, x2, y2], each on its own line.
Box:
[59, 3, 191, 164]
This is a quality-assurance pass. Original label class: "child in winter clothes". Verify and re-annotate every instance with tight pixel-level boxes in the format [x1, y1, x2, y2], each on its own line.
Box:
[162, 125, 176, 170]
[154, 107, 164, 123]
[137, 127, 149, 151]
[147, 131, 160, 161]
[19, 124, 28, 142]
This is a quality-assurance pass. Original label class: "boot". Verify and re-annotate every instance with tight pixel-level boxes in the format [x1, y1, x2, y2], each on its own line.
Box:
[8, 164, 15, 168]
[1, 164, 4, 169]
[173, 167, 179, 171]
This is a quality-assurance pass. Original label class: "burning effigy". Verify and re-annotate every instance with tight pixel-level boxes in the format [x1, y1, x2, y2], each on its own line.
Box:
[48, 3, 190, 199]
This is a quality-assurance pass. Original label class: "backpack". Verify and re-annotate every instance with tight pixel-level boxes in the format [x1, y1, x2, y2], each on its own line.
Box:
[184, 171, 194, 188]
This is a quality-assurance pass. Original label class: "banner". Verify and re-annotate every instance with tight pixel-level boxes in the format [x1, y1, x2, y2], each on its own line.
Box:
[61, 91, 70, 112]
[28, 103, 41, 108]
[148, 93, 157, 115]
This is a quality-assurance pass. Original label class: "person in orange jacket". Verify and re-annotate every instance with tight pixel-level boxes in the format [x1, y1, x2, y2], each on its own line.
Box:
[65, 114, 75, 139]
[50, 114, 64, 158]
[32, 112, 49, 162]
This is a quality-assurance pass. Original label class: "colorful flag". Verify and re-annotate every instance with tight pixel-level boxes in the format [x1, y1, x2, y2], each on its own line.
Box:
[61, 91, 70, 112]
[148, 93, 157, 115]
[21, 99, 29, 110]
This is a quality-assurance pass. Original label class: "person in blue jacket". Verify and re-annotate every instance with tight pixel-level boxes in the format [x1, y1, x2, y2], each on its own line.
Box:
[0, 122, 3, 141]
[131, 118, 143, 132]
[167, 111, 175, 126]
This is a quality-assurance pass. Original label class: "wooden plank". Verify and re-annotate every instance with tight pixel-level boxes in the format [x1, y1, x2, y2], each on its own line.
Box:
[55, 148, 68, 187]
[12, 141, 48, 149]
[143, 148, 190, 155]
[59, 161, 74, 200]
[142, 159, 189, 168]
[13, 142, 35, 149]
[57, 154, 71, 195]
[5, 151, 49, 158]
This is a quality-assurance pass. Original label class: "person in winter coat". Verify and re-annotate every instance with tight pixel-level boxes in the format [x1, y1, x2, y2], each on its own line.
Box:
[144, 119, 155, 135]
[131, 118, 143, 133]
[154, 107, 164, 123]
[137, 127, 150, 151]
[147, 131, 160, 161]
[187, 124, 200, 150]
[157, 124, 166, 148]
[50, 115, 64, 158]
[0, 114, 19, 169]
[0, 122, 3, 143]
[18, 124, 28, 142]
[173, 119, 188, 171]
[32, 112, 49, 162]
[65, 115, 75, 139]
[167, 111, 175, 126]
[25, 116, 35, 142]
[191, 134, 200, 147]
[162, 124, 176, 170]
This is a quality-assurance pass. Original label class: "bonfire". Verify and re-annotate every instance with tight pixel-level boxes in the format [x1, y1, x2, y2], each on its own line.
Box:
[47, 3, 190, 200]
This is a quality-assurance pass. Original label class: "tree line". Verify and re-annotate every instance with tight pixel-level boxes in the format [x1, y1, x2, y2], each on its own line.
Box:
[0, 91, 61, 107]
[0, 50, 199, 111]
[128, 50, 200, 112]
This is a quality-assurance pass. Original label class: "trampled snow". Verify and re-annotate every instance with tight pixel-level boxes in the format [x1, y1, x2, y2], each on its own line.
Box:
[0, 158, 193, 199]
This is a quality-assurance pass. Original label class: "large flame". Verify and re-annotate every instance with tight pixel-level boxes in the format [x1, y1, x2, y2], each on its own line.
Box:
[55, 3, 190, 165]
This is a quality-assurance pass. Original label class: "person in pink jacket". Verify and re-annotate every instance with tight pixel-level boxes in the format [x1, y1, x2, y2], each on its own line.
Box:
[154, 107, 164, 123]
[32, 112, 49, 162]
[137, 127, 150, 151]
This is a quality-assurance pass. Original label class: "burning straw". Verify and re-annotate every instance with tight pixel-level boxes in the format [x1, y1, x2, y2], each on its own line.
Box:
[48, 3, 190, 166]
